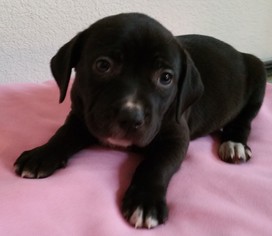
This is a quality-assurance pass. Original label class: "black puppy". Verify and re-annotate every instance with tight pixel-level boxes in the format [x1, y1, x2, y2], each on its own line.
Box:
[14, 13, 266, 228]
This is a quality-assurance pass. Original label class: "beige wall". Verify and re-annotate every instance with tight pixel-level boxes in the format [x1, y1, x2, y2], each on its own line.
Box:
[1, 0, 271, 83]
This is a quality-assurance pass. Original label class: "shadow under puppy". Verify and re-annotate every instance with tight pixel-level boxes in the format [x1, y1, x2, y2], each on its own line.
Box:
[14, 13, 266, 229]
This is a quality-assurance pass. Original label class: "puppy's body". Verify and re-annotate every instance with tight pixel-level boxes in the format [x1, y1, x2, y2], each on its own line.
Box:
[178, 35, 265, 139]
[14, 13, 266, 229]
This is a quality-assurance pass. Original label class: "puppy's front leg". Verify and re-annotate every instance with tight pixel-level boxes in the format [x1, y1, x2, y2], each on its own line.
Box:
[122, 121, 189, 229]
[14, 112, 94, 178]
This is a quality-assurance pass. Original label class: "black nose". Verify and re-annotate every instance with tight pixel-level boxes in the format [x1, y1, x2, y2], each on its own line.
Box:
[117, 105, 145, 130]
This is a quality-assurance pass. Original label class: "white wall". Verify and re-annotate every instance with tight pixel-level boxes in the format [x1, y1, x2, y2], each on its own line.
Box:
[1, 0, 272, 84]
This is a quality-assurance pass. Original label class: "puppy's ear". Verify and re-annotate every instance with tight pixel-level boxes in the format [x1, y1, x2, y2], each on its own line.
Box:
[176, 50, 204, 122]
[50, 32, 86, 103]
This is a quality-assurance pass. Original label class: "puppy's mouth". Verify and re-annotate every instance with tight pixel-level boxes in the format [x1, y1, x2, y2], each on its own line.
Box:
[103, 138, 133, 149]
[86, 107, 159, 148]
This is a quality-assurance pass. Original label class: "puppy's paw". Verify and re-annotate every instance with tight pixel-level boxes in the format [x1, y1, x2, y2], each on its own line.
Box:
[14, 147, 67, 178]
[219, 141, 252, 164]
[122, 185, 168, 229]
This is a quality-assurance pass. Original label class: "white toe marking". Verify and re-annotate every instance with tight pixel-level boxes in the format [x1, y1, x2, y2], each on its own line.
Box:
[219, 141, 250, 162]
[21, 170, 35, 178]
[145, 216, 159, 229]
[129, 207, 143, 228]
[37, 172, 47, 179]
[246, 148, 252, 158]
[219, 141, 234, 160]
[235, 143, 246, 161]
[228, 144, 235, 159]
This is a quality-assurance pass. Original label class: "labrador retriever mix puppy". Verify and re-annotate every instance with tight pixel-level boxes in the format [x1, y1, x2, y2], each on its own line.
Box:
[14, 13, 266, 229]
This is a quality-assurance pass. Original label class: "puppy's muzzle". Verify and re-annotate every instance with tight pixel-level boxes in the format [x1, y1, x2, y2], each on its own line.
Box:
[117, 102, 145, 131]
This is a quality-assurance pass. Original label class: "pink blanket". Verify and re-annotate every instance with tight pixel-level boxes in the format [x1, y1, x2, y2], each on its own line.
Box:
[0, 81, 272, 236]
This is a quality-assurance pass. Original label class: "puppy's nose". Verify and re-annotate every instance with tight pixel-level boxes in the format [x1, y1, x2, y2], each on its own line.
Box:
[117, 104, 145, 130]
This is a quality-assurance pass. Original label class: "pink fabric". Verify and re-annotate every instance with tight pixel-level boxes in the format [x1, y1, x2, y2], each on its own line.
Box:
[0, 81, 272, 236]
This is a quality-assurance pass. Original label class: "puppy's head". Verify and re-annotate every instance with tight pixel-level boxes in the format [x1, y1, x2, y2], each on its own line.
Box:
[51, 13, 203, 148]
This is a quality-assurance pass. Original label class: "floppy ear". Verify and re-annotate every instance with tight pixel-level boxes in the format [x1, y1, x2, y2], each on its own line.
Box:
[50, 32, 85, 103]
[176, 50, 204, 122]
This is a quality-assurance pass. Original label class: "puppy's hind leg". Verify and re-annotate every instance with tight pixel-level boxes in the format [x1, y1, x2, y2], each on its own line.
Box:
[219, 55, 266, 164]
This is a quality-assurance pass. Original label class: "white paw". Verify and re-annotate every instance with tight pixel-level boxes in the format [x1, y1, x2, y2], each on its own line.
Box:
[219, 141, 252, 163]
[20, 170, 35, 178]
[129, 207, 159, 229]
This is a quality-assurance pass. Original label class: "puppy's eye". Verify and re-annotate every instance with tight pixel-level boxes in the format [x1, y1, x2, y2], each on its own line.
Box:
[95, 57, 113, 73]
[158, 71, 174, 86]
